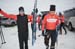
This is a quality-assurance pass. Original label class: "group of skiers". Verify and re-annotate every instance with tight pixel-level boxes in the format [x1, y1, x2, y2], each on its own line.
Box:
[0, 5, 67, 49]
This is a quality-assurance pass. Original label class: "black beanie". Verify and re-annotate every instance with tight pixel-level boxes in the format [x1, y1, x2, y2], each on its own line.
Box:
[50, 5, 56, 11]
[19, 6, 24, 11]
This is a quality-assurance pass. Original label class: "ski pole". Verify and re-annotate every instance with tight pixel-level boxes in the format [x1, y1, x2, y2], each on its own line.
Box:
[0, 26, 6, 44]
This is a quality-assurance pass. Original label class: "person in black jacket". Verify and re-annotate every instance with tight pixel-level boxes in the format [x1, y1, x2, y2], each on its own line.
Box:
[17, 7, 29, 49]
[0, 7, 29, 49]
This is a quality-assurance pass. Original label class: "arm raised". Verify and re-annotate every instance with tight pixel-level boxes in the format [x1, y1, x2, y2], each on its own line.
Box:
[0, 9, 17, 20]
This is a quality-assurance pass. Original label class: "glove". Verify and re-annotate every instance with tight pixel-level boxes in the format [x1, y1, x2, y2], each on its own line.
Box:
[0, 8, 1, 11]
[42, 31, 44, 36]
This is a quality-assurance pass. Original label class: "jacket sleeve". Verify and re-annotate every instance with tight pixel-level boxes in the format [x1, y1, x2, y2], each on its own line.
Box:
[0, 10, 17, 20]
[42, 16, 47, 31]
[37, 16, 40, 23]
[62, 15, 65, 23]
[28, 15, 33, 22]
[56, 16, 60, 25]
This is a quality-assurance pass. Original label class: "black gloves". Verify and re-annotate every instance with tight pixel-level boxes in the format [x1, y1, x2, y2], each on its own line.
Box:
[42, 31, 44, 36]
[0, 8, 1, 11]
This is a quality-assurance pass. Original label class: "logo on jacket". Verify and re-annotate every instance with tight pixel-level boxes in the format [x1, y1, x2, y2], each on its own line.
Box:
[47, 18, 57, 22]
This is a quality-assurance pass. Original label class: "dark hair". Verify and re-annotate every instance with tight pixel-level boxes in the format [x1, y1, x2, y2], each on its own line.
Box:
[19, 6, 24, 11]
[38, 14, 41, 17]
[59, 12, 62, 16]
[31, 12, 34, 15]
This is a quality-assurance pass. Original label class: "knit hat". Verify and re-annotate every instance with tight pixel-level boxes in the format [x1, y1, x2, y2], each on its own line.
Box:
[19, 6, 24, 12]
[50, 5, 56, 11]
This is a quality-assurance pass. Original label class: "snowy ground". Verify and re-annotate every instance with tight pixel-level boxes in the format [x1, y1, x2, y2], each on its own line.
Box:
[0, 23, 75, 49]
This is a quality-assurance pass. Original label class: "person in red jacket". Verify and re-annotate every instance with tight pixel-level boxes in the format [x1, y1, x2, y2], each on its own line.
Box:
[59, 12, 67, 34]
[42, 5, 59, 49]
[37, 14, 41, 30]
[0, 7, 32, 49]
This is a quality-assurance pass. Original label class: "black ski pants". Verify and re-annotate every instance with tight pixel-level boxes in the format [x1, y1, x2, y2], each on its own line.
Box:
[44, 30, 57, 49]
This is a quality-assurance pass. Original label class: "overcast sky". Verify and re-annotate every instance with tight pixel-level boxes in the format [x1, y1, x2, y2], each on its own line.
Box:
[0, 0, 75, 14]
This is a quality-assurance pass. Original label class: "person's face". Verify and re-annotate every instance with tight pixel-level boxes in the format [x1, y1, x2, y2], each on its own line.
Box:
[49, 11, 55, 15]
[19, 10, 24, 16]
